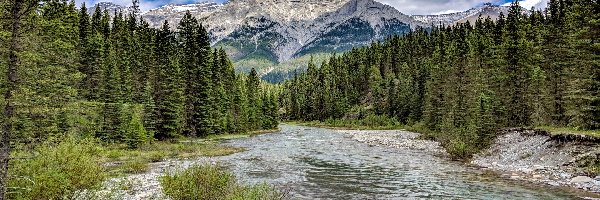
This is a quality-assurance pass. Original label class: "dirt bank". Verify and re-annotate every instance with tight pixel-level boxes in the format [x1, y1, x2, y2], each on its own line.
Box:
[472, 128, 600, 193]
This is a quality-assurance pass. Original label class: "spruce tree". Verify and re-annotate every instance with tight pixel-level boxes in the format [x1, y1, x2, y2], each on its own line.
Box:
[153, 21, 183, 140]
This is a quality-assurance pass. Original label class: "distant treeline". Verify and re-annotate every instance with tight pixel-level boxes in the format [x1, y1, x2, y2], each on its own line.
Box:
[279, 1, 599, 157]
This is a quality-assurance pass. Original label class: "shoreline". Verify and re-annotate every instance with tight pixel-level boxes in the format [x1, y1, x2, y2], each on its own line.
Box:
[334, 127, 600, 197]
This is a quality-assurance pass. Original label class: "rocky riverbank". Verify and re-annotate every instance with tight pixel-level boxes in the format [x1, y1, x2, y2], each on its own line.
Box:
[472, 128, 600, 193]
[337, 129, 447, 155]
[338, 128, 600, 194]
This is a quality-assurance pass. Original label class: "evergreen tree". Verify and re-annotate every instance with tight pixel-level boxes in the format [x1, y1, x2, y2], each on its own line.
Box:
[503, 2, 532, 127]
[153, 21, 183, 140]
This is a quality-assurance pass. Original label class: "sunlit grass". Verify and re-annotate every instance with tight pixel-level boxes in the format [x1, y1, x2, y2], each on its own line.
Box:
[286, 116, 405, 130]
[537, 126, 600, 138]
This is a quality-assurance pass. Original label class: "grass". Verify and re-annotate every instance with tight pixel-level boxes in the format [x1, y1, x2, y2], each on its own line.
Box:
[100, 129, 280, 176]
[537, 126, 600, 138]
[7, 129, 279, 199]
[160, 164, 284, 200]
[101, 141, 245, 176]
[8, 138, 107, 200]
[286, 116, 405, 130]
[203, 129, 280, 141]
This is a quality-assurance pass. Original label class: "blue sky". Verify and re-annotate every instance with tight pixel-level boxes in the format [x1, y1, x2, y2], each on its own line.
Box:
[76, 0, 545, 15]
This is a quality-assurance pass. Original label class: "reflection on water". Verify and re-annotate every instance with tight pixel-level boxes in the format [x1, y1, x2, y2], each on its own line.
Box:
[210, 125, 587, 199]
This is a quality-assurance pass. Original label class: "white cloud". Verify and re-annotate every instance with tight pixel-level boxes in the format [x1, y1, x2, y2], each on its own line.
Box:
[503, 0, 549, 10]
[433, 9, 461, 15]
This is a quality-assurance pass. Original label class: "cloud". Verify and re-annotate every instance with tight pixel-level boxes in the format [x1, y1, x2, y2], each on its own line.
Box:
[502, 0, 548, 10]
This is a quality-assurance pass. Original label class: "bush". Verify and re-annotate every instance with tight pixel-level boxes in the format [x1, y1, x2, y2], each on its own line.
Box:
[120, 159, 149, 174]
[160, 165, 283, 200]
[8, 137, 106, 200]
[123, 104, 152, 149]
[445, 138, 479, 160]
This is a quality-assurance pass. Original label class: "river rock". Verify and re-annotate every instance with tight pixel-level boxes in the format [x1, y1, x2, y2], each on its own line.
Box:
[570, 176, 594, 184]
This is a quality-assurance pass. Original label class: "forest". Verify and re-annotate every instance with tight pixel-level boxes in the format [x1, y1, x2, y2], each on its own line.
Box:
[280, 0, 599, 157]
[0, 0, 279, 199]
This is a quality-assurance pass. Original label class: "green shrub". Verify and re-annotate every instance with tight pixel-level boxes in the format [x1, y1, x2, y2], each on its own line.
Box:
[8, 137, 106, 200]
[120, 159, 149, 174]
[160, 165, 282, 200]
[445, 139, 477, 160]
[123, 104, 152, 149]
[228, 183, 284, 200]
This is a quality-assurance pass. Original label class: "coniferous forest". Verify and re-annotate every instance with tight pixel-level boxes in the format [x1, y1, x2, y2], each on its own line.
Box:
[0, 0, 278, 198]
[1, 0, 600, 198]
[280, 1, 599, 157]
[0, 0, 278, 144]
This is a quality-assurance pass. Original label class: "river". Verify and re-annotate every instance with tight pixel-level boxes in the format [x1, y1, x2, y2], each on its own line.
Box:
[207, 125, 586, 199]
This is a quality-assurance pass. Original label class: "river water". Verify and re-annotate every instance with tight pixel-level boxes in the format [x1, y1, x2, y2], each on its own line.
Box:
[210, 125, 585, 199]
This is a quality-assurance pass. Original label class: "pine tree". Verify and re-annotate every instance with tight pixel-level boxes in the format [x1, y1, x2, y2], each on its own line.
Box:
[177, 12, 214, 137]
[565, 0, 600, 129]
[503, 2, 532, 127]
[0, 0, 40, 198]
[246, 68, 262, 130]
[153, 21, 183, 140]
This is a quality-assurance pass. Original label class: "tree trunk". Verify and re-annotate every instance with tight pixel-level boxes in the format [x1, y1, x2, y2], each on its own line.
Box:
[0, 0, 24, 199]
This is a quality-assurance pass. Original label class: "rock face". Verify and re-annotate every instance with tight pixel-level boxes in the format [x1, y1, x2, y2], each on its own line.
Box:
[144, 0, 423, 63]
[92, 0, 423, 64]
[88, 2, 132, 15]
[412, 3, 511, 26]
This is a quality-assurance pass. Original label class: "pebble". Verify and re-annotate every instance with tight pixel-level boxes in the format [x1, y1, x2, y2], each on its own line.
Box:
[337, 129, 447, 155]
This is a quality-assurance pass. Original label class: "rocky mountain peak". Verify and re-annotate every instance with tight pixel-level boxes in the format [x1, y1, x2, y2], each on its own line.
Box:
[412, 3, 509, 26]
[89, 2, 129, 15]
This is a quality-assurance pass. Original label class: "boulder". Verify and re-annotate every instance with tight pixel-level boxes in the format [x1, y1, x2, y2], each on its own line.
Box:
[570, 176, 594, 184]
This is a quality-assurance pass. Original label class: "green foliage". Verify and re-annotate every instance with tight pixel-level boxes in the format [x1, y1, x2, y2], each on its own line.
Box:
[119, 158, 149, 174]
[160, 164, 282, 200]
[445, 139, 476, 160]
[123, 104, 152, 149]
[7, 137, 106, 200]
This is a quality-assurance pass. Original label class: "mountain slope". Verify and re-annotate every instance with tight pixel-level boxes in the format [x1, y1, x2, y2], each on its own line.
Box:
[412, 3, 510, 26]
[138, 0, 424, 74]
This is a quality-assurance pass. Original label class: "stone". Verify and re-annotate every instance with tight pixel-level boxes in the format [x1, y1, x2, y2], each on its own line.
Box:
[570, 176, 594, 184]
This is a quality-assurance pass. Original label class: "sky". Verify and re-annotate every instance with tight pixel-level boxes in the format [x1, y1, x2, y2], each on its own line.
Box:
[75, 0, 546, 15]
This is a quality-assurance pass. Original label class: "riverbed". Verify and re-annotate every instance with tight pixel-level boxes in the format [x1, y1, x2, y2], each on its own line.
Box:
[105, 125, 597, 199]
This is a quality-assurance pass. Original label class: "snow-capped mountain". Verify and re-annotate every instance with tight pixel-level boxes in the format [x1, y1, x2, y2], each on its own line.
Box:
[88, 2, 131, 15]
[412, 3, 510, 26]
[141, 0, 424, 63]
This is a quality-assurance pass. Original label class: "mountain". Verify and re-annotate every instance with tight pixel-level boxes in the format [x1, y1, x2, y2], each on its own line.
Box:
[142, 0, 424, 71]
[412, 3, 511, 26]
[88, 2, 131, 15]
